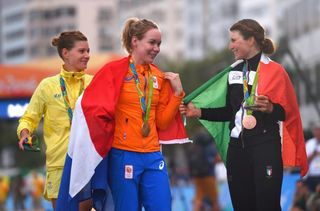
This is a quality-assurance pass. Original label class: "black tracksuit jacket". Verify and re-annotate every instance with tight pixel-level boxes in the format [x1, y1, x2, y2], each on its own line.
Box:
[200, 52, 285, 146]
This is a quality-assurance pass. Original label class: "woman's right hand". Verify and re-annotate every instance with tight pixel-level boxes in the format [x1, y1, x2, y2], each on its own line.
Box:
[19, 129, 30, 150]
[179, 102, 201, 118]
[164, 72, 183, 96]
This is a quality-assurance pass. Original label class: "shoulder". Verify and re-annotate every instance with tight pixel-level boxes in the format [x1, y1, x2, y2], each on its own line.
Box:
[230, 61, 244, 72]
[266, 60, 285, 71]
[228, 61, 243, 85]
[260, 55, 289, 81]
[261, 55, 286, 73]
[87, 57, 129, 90]
[91, 57, 129, 83]
[150, 64, 164, 78]
[38, 74, 59, 87]
[100, 57, 129, 72]
[31, 74, 59, 97]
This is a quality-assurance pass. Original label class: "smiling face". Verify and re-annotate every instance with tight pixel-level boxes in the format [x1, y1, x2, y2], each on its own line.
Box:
[131, 28, 161, 65]
[62, 41, 90, 72]
[229, 30, 259, 60]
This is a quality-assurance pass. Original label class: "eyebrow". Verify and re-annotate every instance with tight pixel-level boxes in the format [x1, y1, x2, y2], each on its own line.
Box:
[149, 38, 161, 43]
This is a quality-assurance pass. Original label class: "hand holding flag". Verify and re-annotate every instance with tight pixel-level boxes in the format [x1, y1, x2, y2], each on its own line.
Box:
[183, 60, 243, 163]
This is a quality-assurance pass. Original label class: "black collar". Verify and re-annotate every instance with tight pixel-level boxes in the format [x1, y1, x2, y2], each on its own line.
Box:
[245, 52, 262, 72]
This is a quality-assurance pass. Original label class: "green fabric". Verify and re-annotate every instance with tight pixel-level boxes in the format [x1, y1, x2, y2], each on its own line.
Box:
[184, 66, 231, 163]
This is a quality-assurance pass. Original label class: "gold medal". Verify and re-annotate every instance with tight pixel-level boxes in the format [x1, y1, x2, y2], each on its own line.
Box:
[141, 122, 150, 137]
[242, 115, 257, 129]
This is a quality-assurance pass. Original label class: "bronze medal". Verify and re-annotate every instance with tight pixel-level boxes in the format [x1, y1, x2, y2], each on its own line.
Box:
[141, 122, 150, 137]
[242, 115, 257, 130]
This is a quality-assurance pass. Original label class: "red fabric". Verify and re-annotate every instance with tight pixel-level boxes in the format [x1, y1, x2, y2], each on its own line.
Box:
[158, 113, 188, 141]
[158, 87, 188, 142]
[258, 60, 308, 177]
[81, 56, 188, 157]
[81, 57, 128, 157]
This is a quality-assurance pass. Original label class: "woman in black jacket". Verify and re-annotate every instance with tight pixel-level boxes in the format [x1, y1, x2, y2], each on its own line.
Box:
[180, 19, 307, 211]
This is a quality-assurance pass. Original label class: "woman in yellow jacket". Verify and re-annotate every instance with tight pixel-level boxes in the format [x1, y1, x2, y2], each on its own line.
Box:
[17, 31, 93, 210]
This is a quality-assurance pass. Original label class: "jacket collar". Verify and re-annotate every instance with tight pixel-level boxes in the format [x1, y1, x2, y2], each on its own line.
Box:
[260, 53, 270, 64]
[60, 66, 84, 80]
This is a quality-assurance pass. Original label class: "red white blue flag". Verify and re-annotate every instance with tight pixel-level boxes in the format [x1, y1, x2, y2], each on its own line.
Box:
[56, 57, 189, 210]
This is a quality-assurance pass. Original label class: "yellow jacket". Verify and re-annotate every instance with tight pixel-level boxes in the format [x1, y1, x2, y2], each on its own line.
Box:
[17, 67, 93, 170]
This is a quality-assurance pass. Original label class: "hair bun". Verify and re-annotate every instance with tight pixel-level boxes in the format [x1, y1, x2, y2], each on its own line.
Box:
[261, 38, 275, 54]
[51, 37, 59, 47]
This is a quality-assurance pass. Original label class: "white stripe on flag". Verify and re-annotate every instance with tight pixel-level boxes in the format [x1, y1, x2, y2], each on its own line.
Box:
[231, 59, 244, 68]
[159, 138, 191, 144]
[68, 95, 103, 197]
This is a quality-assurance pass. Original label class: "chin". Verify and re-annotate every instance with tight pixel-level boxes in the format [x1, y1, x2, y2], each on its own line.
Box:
[145, 59, 154, 64]
[232, 53, 238, 60]
[234, 55, 243, 60]
[148, 55, 157, 63]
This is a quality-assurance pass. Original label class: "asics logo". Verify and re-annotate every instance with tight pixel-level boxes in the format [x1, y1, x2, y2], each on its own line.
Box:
[159, 161, 164, 170]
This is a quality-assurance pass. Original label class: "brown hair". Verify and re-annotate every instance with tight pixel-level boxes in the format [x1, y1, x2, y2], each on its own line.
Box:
[121, 17, 158, 53]
[230, 19, 275, 55]
[52, 31, 88, 59]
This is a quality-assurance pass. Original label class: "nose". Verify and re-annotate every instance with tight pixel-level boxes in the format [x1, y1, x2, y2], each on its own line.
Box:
[84, 51, 90, 59]
[154, 44, 160, 52]
[228, 42, 233, 50]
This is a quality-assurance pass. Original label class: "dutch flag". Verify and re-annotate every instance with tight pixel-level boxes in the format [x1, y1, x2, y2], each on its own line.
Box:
[56, 57, 190, 210]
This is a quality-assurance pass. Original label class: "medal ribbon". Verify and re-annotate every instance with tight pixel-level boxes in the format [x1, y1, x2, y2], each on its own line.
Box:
[59, 75, 84, 123]
[242, 62, 260, 115]
[129, 62, 153, 123]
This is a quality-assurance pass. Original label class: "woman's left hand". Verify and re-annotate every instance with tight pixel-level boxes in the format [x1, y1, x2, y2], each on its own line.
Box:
[164, 72, 183, 96]
[254, 95, 273, 113]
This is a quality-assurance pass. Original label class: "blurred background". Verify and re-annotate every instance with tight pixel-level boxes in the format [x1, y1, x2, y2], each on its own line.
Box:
[1, 0, 320, 210]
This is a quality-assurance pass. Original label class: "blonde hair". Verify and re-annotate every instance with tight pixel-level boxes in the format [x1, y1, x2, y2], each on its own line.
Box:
[121, 18, 158, 53]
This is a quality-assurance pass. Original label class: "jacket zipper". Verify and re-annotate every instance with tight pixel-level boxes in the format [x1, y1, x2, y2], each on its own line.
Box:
[241, 105, 245, 148]
[123, 118, 128, 140]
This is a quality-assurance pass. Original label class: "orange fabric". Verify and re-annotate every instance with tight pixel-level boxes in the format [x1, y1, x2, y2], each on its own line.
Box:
[258, 60, 308, 177]
[113, 64, 183, 152]
[0, 178, 9, 202]
[32, 175, 44, 198]
[193, 176, 219, 211]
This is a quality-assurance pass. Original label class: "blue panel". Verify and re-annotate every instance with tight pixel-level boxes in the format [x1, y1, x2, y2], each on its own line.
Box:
[0, 99, 30, 119]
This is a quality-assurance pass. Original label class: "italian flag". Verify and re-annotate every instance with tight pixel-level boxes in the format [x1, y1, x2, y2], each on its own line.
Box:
[184, 60, 242, 163]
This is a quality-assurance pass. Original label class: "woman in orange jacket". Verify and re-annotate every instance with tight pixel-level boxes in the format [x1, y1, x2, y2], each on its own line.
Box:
[106, 17, 185, 211]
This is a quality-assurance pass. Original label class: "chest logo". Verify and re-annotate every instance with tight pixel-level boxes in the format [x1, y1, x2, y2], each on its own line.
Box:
[54, 93, 61, 98]
[229, 71, 243, 84]
[266, 165, 273, 179]
[153, 76, 158, 89]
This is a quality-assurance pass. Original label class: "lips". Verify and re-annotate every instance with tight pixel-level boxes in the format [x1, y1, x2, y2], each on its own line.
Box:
[149, 53, 158, 59]
[81, 60, 89, 65]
